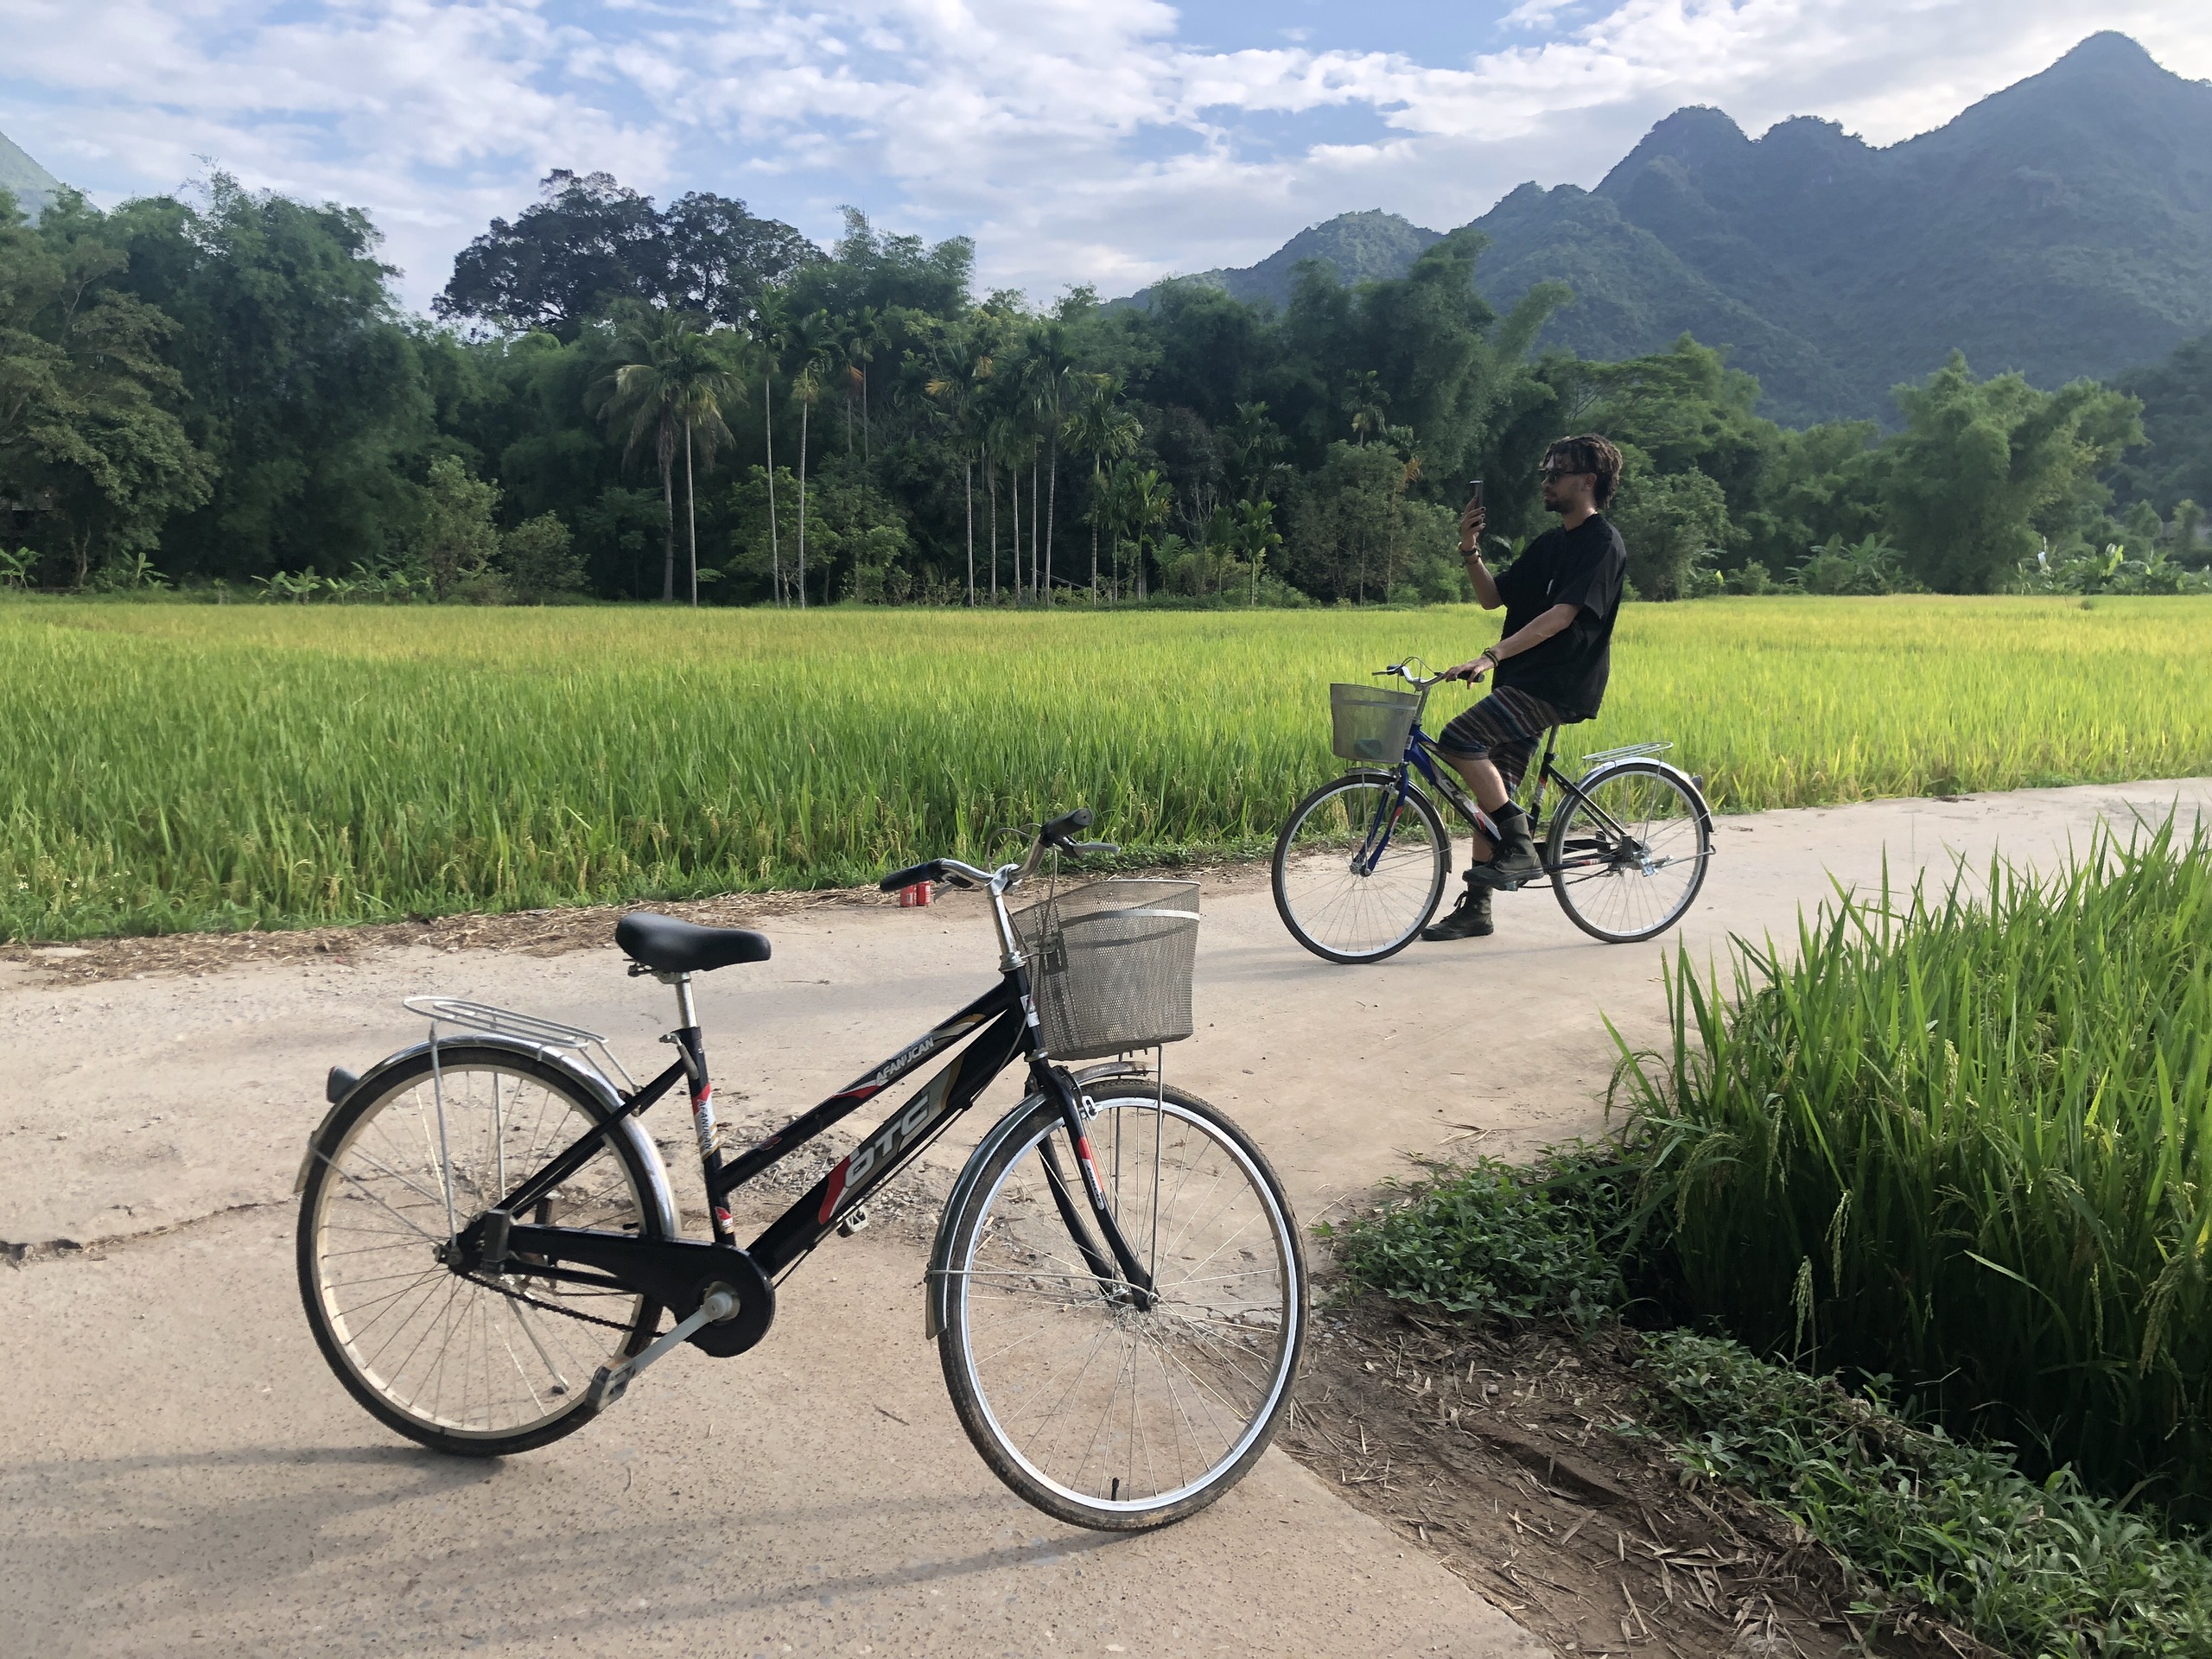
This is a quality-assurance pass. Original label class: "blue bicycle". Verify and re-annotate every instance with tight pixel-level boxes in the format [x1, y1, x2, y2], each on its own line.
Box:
[1271, 661, 1713, 962]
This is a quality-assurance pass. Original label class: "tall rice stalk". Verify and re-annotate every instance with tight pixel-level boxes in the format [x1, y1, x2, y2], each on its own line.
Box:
[1618, 818, 2212, 1510]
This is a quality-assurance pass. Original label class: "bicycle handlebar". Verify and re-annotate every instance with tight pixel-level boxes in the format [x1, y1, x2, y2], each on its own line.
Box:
[1374, 660, 1446, 689]
[877, 809, 1112, 894]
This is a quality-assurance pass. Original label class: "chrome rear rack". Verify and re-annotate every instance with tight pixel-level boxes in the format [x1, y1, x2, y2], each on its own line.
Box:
[1580, 740, 1674, 765]
[403, 995, 638, 1092]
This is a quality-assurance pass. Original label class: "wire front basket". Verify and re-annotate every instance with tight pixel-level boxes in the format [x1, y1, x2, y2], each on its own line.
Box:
[1330, 683, 1421, 763]
[1012, 879, 1200, 1061]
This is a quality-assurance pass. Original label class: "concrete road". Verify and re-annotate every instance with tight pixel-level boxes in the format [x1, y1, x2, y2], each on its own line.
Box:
[4, 777, 2208, 1656]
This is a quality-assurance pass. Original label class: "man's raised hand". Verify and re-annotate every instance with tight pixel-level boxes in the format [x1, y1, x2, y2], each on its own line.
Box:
[1459, 500, 1487, 552]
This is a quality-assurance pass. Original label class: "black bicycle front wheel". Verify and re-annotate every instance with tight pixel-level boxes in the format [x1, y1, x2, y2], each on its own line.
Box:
[938, 1084, 1306, 1531]
[297, 1046, 667, 1457]
[1547, 760, 1713, 943]
[1272, 771, 1450, 963]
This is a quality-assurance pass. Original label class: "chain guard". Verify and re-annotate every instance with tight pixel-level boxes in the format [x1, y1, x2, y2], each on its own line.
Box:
[497, 1224, 776, 1357]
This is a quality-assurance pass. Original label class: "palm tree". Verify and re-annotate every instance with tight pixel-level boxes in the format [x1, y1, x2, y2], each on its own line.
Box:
[841, 308, 888, 461]
[748, 294, 791, 604]
[1236, 496, 1281, 607]
[1346, 372, 1390, 446]
[588, 305, 740, 605]
[1021, 321, 1080, 601]
[990, 409, 1030, 606]
[1122, 467, 1173, 601]
[926, 333, 993, 604]
[1065, 378, 1138, 596]
[785, 309, 837, 608]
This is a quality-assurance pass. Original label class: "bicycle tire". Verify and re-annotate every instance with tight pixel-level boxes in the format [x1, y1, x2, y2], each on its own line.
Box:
[1272, 770, 1450, 963]
[297, 1044, 666, 1457]
[1547, 760, 1713, 944]
[938, 1084, 1306, 1531]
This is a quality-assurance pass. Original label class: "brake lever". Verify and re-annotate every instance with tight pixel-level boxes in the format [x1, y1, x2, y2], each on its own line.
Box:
[1067, 841, 1119, 856]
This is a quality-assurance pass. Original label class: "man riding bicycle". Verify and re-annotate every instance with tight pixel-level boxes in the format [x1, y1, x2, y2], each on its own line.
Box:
[1421, 434, 1629, 943]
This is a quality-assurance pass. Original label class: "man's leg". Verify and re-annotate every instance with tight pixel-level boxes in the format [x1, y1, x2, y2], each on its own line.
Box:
[1440, 750, 1510, 862]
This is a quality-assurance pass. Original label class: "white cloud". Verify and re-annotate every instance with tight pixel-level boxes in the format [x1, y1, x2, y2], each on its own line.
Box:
[3, 0, 2209, 307]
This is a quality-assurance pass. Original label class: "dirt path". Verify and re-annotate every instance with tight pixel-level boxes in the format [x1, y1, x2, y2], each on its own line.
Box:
[4, 777, 2207, 1656]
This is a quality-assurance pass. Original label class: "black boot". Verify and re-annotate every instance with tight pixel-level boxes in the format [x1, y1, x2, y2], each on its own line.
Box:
[1466, 806, 1542, 891]
[1421, 882, 1493, 941]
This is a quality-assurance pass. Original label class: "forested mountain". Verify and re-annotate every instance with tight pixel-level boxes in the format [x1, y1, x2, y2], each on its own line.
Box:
[1118, 211, 1443, 312]
[2, 41, 2202, 608]
[0, 129, 60, 222]
[1120, 34, 2212, 427]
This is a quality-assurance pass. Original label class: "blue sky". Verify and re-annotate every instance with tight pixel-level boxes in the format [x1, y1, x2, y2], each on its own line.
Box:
[4, 1, 2209, 312]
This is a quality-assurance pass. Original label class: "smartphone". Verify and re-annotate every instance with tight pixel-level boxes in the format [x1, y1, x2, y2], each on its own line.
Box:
[1465, 479, 1484, 510]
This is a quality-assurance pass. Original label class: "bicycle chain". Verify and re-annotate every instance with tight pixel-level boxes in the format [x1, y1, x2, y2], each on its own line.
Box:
[460, 1272, 644, 1335]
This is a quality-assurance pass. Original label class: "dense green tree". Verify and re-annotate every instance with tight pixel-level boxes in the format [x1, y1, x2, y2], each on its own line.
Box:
[106, 175, 432, 581]
[437, 171, 816, 338]
[1284, 441, 1459, 603]
[2111, 330, 2212, 514]
[1882, 353, 2141, 592]
[1609, 451, 1732, 600]
[0, 189, 212, 586]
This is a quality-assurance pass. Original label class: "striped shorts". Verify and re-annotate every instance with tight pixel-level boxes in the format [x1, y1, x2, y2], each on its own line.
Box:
[1433, 686, 1567, 791]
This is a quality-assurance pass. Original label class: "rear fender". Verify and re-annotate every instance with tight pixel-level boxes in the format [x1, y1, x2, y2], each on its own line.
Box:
[293, 1034, 677, 1240]
[924, 1058, 1151, 1339]
[1577, 758, 1713, 834]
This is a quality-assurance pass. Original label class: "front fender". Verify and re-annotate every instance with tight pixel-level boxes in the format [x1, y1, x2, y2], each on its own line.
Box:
[923, 1058, 1151, 1340]
[292, 1034, 677, 1241]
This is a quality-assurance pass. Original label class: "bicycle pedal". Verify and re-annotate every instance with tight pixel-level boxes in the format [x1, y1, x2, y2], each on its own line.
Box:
[588, 1363, 632, 1409]
[836, 1205, 870, 1237]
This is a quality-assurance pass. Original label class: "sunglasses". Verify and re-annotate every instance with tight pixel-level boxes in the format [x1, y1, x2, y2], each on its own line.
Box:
[1538, 463, 1592, 478]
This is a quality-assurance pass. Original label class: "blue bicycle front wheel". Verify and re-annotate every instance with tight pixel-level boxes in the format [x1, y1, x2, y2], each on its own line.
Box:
[1271, 772, 1450, 963]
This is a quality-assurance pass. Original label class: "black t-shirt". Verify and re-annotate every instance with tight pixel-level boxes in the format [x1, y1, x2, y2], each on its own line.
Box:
[1491, 514, 1628, 721]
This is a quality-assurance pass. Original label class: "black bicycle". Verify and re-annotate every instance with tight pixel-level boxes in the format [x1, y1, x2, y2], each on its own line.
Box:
[1273, 662, 1714, 962]
[296, 810, 1305, 1531]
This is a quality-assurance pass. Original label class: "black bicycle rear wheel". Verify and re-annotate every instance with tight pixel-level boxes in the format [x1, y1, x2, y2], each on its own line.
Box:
[1272, 771, 1450, 963]
[297, 1046, 666, 1457]
[1547, 760, 1713, 943]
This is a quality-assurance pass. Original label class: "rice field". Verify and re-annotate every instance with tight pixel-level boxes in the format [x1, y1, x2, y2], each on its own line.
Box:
[4, 594, 2211, 939]
[1618, 821, 2212, 1512]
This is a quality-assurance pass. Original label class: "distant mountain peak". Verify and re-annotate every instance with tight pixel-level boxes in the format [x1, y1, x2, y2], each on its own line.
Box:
[0, 128, 63, 221]
[1115, 209, 1442, 311]
[2052, 31, 2165, 73]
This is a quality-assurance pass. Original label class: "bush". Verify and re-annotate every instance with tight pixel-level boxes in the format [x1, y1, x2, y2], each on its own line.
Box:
[1618, 819, 2212, 1513]
[1646, 1332, 2212, 1656]
[501, 512, 587, 603]
[1325, 1147, 1644, 1328]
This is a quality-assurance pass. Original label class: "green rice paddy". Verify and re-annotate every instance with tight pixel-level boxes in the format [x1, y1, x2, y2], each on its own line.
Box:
[5, 595, 2210, 939]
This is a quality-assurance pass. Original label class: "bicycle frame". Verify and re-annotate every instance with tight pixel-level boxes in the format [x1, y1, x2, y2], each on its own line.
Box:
[1346, 687, 1662, 883]
[443, 870, 1158, 1344]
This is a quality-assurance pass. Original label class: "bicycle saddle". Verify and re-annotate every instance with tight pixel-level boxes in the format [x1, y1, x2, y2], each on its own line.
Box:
[614, 912, 772, 974]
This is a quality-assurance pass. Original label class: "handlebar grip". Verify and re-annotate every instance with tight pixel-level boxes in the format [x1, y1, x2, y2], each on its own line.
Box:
[1039, 807, 1094, 848]
[879, 859, 947, 893]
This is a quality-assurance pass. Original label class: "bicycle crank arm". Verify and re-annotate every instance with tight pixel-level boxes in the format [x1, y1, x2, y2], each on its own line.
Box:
[589, 1283, 739, 1409]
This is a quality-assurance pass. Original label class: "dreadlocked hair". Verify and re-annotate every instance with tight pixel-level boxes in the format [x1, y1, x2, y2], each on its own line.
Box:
[1545, 434, 1624, 509]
